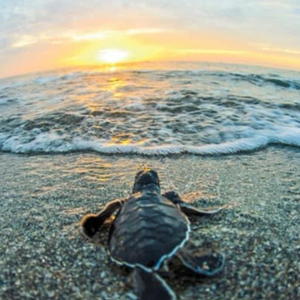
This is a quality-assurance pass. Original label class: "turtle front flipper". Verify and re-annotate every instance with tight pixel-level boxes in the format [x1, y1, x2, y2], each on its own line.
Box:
[163, 191, 228, 216]
[133, 267, 176, 300]
[80, 199, 124, 239]
[176, 248, 225, 277]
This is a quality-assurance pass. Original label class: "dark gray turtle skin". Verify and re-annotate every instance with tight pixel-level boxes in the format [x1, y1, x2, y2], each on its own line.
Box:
[81, 169, 227, 300]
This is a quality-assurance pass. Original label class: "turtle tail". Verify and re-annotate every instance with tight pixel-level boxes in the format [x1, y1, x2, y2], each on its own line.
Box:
[133, 267, 176, 300]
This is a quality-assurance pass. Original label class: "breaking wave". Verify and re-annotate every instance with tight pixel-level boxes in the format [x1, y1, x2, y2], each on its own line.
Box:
[1, 127, 300, 156]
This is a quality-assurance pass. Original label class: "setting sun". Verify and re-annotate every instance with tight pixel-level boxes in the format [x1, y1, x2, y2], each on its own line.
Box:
[97, 48, 129, 64]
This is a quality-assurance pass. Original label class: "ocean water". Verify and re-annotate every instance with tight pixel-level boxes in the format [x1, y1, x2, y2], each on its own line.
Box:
[0, 62, 300, 156]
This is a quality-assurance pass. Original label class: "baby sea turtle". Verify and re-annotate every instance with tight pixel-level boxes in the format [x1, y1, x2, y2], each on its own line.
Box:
[80, 169, 227, 300]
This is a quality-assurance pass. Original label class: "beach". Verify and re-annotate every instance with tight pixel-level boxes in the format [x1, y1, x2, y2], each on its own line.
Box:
[1, 146, 300, 299]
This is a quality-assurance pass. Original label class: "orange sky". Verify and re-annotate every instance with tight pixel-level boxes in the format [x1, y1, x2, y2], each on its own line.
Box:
[1, 0, 300, 78]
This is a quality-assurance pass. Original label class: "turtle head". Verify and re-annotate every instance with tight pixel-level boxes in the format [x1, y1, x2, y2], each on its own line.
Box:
[132, 169, 160, 193]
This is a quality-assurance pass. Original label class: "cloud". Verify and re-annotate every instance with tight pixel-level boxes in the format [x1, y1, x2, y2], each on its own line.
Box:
[8, 27, 170, 49]
[1, 0, 299, 49]
[126, 28, 169, 35]
[11, 35, 38, 48]
[261, 47, 300, 55]
[9, 32, 73, 49]
[71, 28, 169, 42]
[72, 32, 108, 42]
[173, 48, 248, 55]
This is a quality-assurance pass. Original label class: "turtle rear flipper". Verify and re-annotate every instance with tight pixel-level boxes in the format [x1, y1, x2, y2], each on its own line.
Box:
[133, 267, 176, 300]
[177, 248, 225, 277]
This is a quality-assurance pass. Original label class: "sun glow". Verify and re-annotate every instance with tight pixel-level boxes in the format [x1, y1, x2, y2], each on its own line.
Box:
[97, 48, 129, 64]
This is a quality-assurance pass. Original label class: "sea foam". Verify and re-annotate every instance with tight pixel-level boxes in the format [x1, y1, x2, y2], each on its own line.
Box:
[1, 127, 300, 156]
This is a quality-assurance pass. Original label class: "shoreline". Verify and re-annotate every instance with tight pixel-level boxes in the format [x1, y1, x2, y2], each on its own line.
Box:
[1, 146, 300, 299]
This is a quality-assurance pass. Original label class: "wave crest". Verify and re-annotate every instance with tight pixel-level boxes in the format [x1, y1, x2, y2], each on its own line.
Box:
[1, 127, 300, 156]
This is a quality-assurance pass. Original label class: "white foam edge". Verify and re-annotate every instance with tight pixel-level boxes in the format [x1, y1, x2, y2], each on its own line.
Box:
[69, 128, 300, 155]
[1, 127, 300, 155]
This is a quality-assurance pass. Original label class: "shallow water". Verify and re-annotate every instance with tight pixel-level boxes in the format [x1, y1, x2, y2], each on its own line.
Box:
[1, 62, 300, 155]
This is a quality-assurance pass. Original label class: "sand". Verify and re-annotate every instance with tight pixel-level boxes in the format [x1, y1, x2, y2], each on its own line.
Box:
[0, 147, 300, 299]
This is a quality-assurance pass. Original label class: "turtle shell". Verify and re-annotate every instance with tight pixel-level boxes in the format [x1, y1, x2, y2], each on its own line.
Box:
[108, 191, 190, 270]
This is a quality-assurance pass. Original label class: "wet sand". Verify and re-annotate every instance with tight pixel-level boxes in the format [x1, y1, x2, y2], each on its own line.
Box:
[0, 147, 300, 299]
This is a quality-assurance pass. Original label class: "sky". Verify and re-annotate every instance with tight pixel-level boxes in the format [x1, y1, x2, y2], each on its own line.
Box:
[0, 0, 300, 78]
